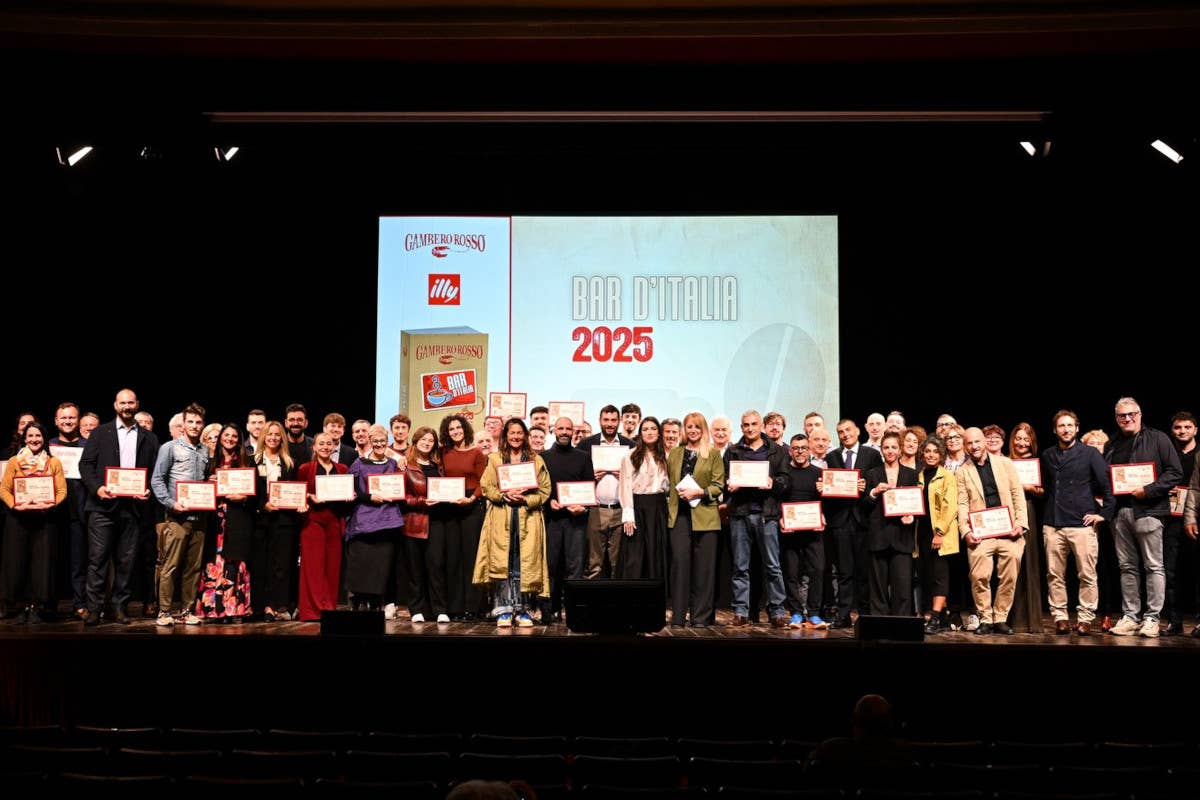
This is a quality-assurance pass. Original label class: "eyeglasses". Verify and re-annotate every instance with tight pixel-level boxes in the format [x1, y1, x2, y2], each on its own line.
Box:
[1115, 411, 1141, 420]
[369, 438, 389, 445]
[946, 434, 963, 440]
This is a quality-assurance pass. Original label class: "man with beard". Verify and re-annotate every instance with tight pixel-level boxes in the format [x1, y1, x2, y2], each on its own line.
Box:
[285, 403, 314, 464]
[539, 417, 593, 622]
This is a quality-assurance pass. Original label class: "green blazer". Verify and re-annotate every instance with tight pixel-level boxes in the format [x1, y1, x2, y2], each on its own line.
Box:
[667, 445, 726, 531]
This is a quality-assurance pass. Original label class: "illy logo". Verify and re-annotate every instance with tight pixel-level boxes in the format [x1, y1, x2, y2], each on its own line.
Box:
[428, 274, 461, 305]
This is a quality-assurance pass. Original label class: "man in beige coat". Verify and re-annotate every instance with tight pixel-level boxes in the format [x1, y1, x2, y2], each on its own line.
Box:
[957, 427, 1028, 635]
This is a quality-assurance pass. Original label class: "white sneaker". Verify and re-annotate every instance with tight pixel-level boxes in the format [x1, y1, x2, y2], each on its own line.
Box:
[1138, 618, 1161, 638]
[181, 613, 201, 626]
[437, 614, 451, 624]
[411, 613, 426, 623]
[1110, 616, 1140, 636]
[156, 613, 175, 627]
[383, 603, 397, 620]
[965, 613, 980, 631]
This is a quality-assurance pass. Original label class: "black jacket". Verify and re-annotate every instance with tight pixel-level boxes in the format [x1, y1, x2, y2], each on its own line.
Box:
[1104, 426, 1184, 519]
[824, 444, 884, 529]
[79, 420, 160, 515]
[722, 437, 790, 521]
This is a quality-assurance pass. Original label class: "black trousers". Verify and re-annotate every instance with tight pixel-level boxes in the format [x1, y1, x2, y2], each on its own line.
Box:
[403, 536, 430, 617]
[458, 501, 486, 615]
[427, 514, 454, 617]
[3, 511, 58, 607]
[1163, 517, 1198, 625]
[542, 513, 587, 617]
[86, 503, 143, 615]
[781, 531, 824, 615]
[619, 493, 667, 579]
[832, 522, 867, 619]
[869, 548, 913, 616]
[669, 509, 717, 625]
[252, 514, 296, 612]
[430, 501, 485, 616]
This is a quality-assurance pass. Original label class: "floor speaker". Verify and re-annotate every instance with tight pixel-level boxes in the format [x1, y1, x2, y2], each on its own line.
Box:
[320, 609, 385, 636]
[565, 579, 665, 634]
[854, 615, 925, 641]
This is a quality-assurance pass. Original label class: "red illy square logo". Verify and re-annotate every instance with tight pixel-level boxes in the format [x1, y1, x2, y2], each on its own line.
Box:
[428, 274, 461, 305]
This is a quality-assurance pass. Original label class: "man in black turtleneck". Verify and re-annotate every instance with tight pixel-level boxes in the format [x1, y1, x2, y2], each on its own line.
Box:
[539, 417, 593, 623]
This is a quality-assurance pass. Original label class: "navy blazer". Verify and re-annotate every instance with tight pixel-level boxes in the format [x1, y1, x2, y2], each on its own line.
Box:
[79, 420, 161, 514]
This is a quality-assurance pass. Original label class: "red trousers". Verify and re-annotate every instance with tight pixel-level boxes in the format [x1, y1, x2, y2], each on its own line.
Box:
[299, 512, 343, 621]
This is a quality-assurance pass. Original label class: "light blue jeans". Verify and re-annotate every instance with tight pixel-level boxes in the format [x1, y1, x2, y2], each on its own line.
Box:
[1112, 508, 1165, 622]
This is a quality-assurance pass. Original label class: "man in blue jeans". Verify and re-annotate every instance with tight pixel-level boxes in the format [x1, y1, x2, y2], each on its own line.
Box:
[723, 410, 790, 627]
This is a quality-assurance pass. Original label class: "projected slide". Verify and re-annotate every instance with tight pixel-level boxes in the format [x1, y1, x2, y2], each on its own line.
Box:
[376, 216, 838, 433]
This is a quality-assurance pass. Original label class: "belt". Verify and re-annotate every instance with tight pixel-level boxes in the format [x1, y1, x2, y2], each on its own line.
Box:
[595, 502, 621, 509]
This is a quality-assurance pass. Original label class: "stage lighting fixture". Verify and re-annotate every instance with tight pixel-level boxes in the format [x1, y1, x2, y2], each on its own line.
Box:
[213, 146, 240, 162]
[56, 145, 93, 167]
[1151, 139, 1183, 164]
[1020, 141, 1036, 156]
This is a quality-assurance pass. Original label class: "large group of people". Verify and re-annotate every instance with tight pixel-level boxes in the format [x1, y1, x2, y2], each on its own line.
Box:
[3, 391, 1198, 640]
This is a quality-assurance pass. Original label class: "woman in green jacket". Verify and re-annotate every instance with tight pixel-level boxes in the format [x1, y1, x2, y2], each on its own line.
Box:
[667, 412, 726, 628]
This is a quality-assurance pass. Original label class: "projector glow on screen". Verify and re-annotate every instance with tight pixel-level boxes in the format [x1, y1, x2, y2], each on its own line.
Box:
[376, 216, 838, 433]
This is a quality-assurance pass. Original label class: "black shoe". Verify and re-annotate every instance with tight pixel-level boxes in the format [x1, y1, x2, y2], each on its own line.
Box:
[830, 616, 854, 629]
[993, 622, 1014, 635]
[26, 607, 43, 625]
[1164, 621, 1183, 637]
[114, 609, 132, 625]
[924, 615, 942, 635]
[975, 623, 993, 635]
[83, 611, 100, 627]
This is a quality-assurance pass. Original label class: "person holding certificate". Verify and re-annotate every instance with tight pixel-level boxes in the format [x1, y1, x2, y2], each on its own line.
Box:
[822, 419, 882, 628]
[914, 436, 959, 634]
[473, 418, 551, 628]
[79, 388, 160, 625]
[437, 414, 488, 622]
[779, 433, 826, 629]
[666, 413, 725, 628]
[576, 405, 635, 580]
[199, 424, 255, 620]
[1006, 422, 1045, 633]
[956, 427, 1028, 635]
[250, 421, 300, 620]
[346, 424, 406, 615]
[296, 432, 345, 622]
[539, 416, 592, 624]
[49, 402, 90, 620]
[150, 403, 211, 626]
[1, 422, 67, 623]
[398, 426, 443, 623]
[617, 417, 670, 582]
[1103, 397, 1183, 637]
[860, 432, 919, 617]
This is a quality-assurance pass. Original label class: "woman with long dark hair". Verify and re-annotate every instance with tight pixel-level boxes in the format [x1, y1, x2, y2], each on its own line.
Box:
[619, 416, 670, 580]
[436, 414, 487, 621]
[915, 435, 959, 634]
[399, 426, 440, 623]
[1, 422, 67, 622]
[861, 432, 919, 616]
[200, 423, 254, 620]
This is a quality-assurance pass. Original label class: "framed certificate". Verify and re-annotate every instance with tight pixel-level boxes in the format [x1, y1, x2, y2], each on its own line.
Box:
[176, 480, 217, 511]
[50, 445, 83, 480]
[883, 487, 926, 517]
[969, 506, 1015, 539]
[315, 473, 356, 503]
[1013, 458, 1042, 488]
[216, 467, 257, 496]
[729, 460, 771, 489]
[367, 473, 407, 501]
[1170, 486, 1188, 517]
[781, 501, 822, 531]
[548, 401, 585, 427]
[268, 480, 307, 510]
[14, 475, 56, 505]
[1111, 462, 1157, 495]
[557, 481, 598, 506]
[488, 392, 528, 420]
[591, 445, 629, 473]
[497, 461, 538, 492]
[105, 467, 147, 497]
[427, 476, 467, 502]
[820, 468, 861, 498]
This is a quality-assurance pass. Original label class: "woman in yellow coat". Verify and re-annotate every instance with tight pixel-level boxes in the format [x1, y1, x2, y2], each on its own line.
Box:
[915, 434, 960, 634]
[473, 418, 551, 628]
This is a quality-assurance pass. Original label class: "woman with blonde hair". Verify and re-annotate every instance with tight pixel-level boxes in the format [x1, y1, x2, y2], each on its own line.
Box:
[200, 422, 222, 458]
[254, 420, 301, 620]
[1008, 421, 1046, 632]
[668, 412, 726, 627]
[400, 425, 442, 623]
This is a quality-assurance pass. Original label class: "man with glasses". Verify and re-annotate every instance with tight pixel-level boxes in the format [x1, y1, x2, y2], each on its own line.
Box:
[1104, 398, 1182, 637]
[781, 434, 827, 629]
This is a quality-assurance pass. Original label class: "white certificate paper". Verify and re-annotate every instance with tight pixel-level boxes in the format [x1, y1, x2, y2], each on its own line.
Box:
[105, 467, 147, 497]
[315, 473, 356, 503]
[14, 476, 56, 505]
[216, 468, 257, 496]
[969, 506, 1015, 539]
[176, 480, 217, 511]
[498, 461, 539, 492]
[591, 445, 629, 473]
[548, 401, 586, 426]
[50, 445, 82, 480]
[268, 480, 307, 510]
[781, 501, 822, 531]
[488, 392, 528, 420]
[1170, 486, 1188, 517]
[427, 476, 467, 502]
[557, 481, 598, 506]
[883, 487, 926, 517]
[367, 473, 407, 501]
[729, 460, 771, 489]
[1013, 458, 1042, 488]
[1111, 463, 1157, 495]
[820, 469, 861, 498]
[675, 473, 703, 508]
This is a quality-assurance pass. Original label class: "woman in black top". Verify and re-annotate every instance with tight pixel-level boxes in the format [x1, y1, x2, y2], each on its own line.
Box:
[862, 432, 919, 616]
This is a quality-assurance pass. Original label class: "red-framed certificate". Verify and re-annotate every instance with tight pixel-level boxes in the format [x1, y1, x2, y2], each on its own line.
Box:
[50, 445, 83, 480]
[105, 467, 147, 497]
[1170, 486, 1188, 517]
[1111, 462, 1156, 495]
[427, 476, 466, 502]
[14, 475, 55, 505]
[969, 506, 1015, 539]
[1013, 458, 1042, 488]
[548, 401, 585, 427]
[268, 480, 307, 510]
[176, 480, 217, 511]
[557, 481, 598, 506]
[315, 473, 356, 503]
[883, 487, 926, 517]
[497, 461, 539, 492]
[488, 392, 528, 420]
[729, 460, 771, 489]
[367, 473, 407, 501]
[591, 445, 629, 473]
[216, 467, 257, 496]
[781, 501, 822, 531]
[820, 468, 861, 498]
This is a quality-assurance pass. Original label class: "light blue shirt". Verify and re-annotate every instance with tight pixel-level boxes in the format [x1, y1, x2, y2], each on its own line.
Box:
[151, 437, 210, 509]
[117, 419, 139, 469]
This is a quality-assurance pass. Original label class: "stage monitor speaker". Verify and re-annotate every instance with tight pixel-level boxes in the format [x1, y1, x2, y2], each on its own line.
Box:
[855, 615, 925, 642]
[321, 609, 385, 636]
[565, 579, 665, 634]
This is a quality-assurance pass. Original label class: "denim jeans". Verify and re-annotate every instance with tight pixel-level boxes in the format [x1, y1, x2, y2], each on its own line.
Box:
[730, 513, 786, 619]
[1112, 507, 1165, 622]
[492, 506, 532, 615]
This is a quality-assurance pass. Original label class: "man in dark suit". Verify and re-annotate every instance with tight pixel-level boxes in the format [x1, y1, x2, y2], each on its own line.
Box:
[78, 388, 160, 625]
[823, 418, 882, 627]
